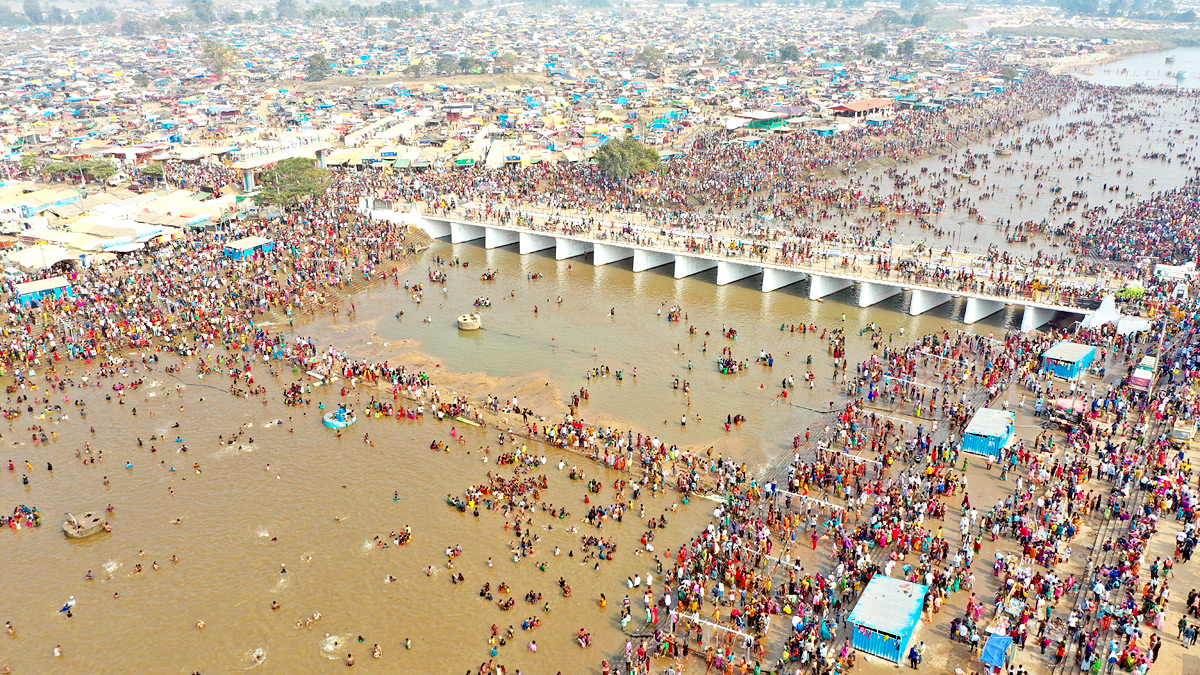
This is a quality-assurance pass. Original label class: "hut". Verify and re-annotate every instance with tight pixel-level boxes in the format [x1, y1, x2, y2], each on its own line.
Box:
[1041, 341, 1097, 380]
[847, 575, 928, 663]
[962, 408, 1015, 459]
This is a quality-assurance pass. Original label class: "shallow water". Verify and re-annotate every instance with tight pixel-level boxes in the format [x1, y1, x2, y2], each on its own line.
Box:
[2, 47, 1196, 675]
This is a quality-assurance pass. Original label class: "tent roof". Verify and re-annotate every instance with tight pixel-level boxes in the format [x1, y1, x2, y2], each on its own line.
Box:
[14, 275, 70, 295]
[847, 575, 927, 636]
[965, 408, 1015, 438]
[1042, 341, 1096, 364]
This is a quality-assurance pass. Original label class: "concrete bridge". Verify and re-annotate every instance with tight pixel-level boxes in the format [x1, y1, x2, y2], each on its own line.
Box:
[367, 202, 1118, 331]
[232, 140, 333, 191]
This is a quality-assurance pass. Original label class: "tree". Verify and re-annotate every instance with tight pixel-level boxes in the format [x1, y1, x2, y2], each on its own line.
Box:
[867, 9, 902, 29]
[276, 0, 299, 19]
[307, 53, 332, 81]
[22, 0, 42, 23]
[733, 48, 755, 65]
[257, 157, 331, 207]
[779, 43, 801, 62]
[190, 0, 216, 23]
[637, 46, 666, 68]
[201, 38, 237, 78]
[862, 41, 887, 59]
[496, 52, 517, 72]
[132, 71, 151, 87]
[594, 135, 660, 181]
[999, 65, 1019, 81]
[138, 162, 165, 181]
[435, 55, 457, 74]
[897, 39, 916, 58]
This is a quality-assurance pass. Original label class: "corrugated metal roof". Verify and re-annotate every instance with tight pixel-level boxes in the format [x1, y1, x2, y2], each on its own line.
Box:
[1042, 341, 1095, 364]
[847, 575, 927, 636]
[965, 408, 1015, 439]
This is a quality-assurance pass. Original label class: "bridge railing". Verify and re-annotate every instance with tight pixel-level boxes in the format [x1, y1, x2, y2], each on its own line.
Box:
[403, 201, 1117, 313]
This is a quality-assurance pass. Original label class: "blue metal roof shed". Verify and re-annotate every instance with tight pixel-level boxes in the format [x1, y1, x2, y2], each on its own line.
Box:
[847, 575, 928, 663]
[1041, 341, 1097, 380]
[962, 408, 1015, 459]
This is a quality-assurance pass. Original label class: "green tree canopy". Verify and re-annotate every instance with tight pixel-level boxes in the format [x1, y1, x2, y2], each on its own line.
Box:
[307, 53, 332, 81]
[779, 43, 801, 62]
[594, 135, 660, 181]
[202, 38, 237, 78]
[257, 157, 331, 207]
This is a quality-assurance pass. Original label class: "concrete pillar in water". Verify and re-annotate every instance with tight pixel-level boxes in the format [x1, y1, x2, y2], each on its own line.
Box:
[857, 282, 902, 307]
[963, 297, 1006, 324]
[673, 254, 717, 279]
[761, 269, 804, 292]
[716, 261, 761, 286]
[483, 227, 519, 249]
[807, 273, 853, 300]
[518, 232, 555, 254]
[593, 244, 633, 266]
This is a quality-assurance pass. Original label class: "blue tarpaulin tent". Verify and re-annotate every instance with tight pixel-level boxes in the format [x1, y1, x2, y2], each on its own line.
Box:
[981, 634, 1013, 674]
[1041, 341, 1097, 380]
[848, 575, 928, 663]
[962, 408, 1015, 458]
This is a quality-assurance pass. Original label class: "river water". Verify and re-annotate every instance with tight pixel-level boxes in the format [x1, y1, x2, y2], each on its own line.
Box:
[3, 47, 1199, 675]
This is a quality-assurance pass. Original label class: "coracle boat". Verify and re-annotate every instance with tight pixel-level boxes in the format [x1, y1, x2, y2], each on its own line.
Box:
[63, 511, 108, 539]
[458, 313, 482, 331]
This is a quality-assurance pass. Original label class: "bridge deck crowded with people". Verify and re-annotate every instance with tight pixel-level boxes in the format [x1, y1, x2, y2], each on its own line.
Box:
[366, 199, 1123, 331]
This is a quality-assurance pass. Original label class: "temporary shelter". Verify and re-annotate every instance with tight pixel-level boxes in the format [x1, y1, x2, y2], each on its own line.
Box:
[12, 275, 73, 306]
[224, 236, 274, 260]
[1041, 341, 1097, 380]
[962, 408, 1015, 458]
[980, 634, 1014, 675]
[847, 575, 927, 663]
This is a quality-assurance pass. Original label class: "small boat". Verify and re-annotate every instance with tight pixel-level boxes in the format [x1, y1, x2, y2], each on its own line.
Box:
[1178, 71, 1188, 79]
[323, 409, 357, 429]
[995, 147, 1012, 156]
[63, 511, 108, 539]
[457, 313, 482, 331]
[1167, 56, 1176, 63]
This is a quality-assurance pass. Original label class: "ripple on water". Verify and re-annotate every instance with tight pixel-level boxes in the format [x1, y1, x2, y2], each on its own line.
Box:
[319, 634, 353, 659]
[270, 575, 290, 593]
[238, 647, 266, 669]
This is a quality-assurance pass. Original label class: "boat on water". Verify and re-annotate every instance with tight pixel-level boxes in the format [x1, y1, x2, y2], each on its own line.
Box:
[323, 408, 357, 429]
[1167, 56, 1176, 63]
[457, 313, 482, 331]
[1178, 71, 1188, 79]
[63, 511, 108, 539]
[995, 147, 1012, 156]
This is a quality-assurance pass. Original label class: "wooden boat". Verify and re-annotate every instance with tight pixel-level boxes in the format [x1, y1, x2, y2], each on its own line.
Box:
[1167, 56, 1176, 63]
[457, 313, 482, 331]
[995, 147, 1012, 156]
[63, 511, 107, 539]
[323, 409, 357, 429]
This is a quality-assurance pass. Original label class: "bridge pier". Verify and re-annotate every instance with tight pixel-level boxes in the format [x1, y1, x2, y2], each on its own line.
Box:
[857, 281, 902, 307]
[484, 227, 519, 249]
[633, 249, 673, 272]
[908, 289, 953, 315]
[1021, 305, 1057, 332]
[315, 148, 327, 169]
[555, 237, 593, 260]
[762, 269, 805, 292]
[964, 297, 1006, 324]
[518, 232, 556, 254]
[674, 254, 717, 279]
[450, 222, 485, 244]
[416, 216, 451, 239]
[807, 273, 853, 300]
[241, 168, 255, 192]
[593, 244, 633, 266]
[716, 261, 761, 286]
